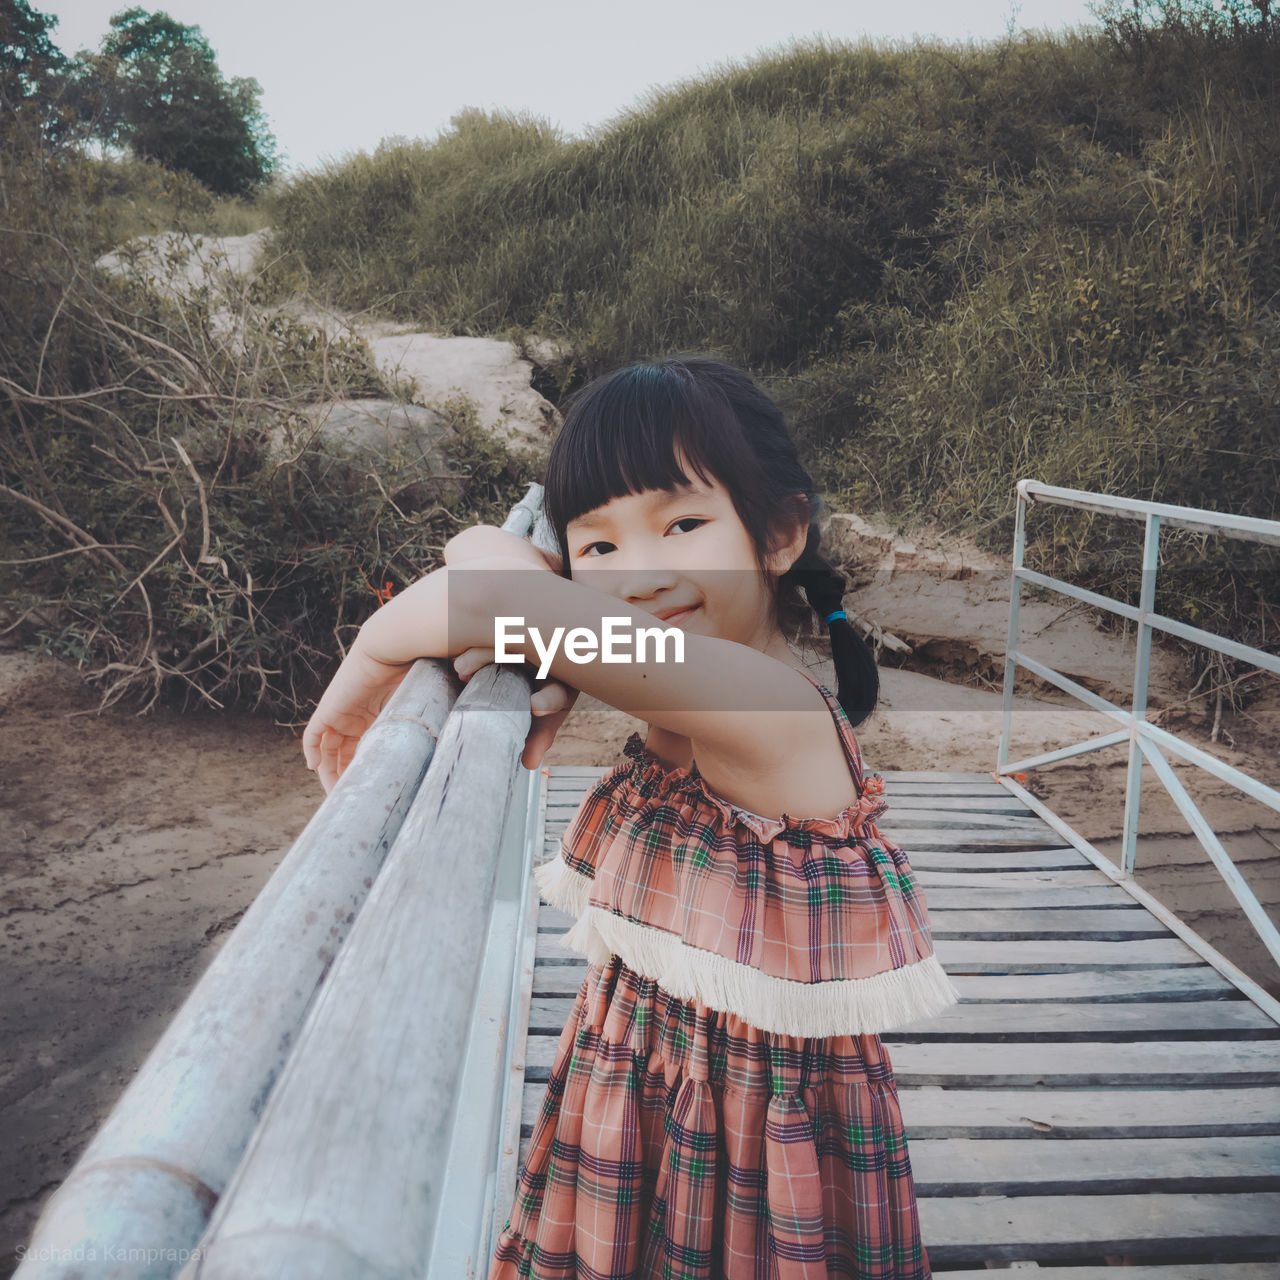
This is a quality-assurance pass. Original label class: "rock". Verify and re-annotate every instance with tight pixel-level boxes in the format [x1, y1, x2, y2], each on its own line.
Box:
[822, 511, 896, 575]
[95, 230, 272, 347]
[296, 398, 451, 453]
[277, 399, 466, 500]
[890, 539, 919, 570]
[282, 302, 560, 458]
[521, 335, 574, 368]
[349, 319, 559, 456]
[97, 231, 561, 460]
[95, 230, 269, 303]
[821, 511, 991, 581]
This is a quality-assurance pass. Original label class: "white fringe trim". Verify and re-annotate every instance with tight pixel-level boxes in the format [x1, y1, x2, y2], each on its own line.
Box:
[532, 855, 962, 1038]
[534, 853, 593, 916]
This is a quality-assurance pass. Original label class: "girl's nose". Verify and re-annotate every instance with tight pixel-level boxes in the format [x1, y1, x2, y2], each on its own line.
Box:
[623, 573, 682, 608]
[578, 560, 680, 605]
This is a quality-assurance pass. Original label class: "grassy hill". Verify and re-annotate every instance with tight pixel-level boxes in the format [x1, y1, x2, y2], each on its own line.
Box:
[266, 23, 1278, 638]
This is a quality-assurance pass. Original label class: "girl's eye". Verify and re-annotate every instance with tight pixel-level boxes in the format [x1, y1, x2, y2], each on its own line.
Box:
[578, 519, 703, 557]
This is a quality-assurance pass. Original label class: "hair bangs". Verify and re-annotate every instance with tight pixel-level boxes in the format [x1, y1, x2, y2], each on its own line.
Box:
[544, 362, 747, 571]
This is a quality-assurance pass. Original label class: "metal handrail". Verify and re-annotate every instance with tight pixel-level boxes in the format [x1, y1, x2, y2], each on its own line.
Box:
[16, 486, 555, 1279]
[181, 666, 533, 1280]
[995, 479, 1280, 1024]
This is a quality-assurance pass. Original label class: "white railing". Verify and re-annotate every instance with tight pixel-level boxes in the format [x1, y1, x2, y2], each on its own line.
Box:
[995, 479, 1280, 1023]
[16, 485, 558, 1279]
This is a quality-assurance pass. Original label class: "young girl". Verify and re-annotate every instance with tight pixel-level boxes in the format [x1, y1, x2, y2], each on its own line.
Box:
[303, 356, 960, 1279]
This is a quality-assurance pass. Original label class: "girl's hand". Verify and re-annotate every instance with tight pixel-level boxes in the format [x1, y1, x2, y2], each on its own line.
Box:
[446, 532, 572, 768]
[305, 545, 570, 787]
[453, 645, 580, 770]
[303, 644, 415, 793]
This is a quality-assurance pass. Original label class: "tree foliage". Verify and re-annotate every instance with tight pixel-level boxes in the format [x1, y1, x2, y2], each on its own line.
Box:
[0, 0, 65, 97]
[0, 0, 75, 143]
[1091, 0, 1274, 28]
[2, 2, 280, 191]
[1089, 0, 1276, 64]
[79, 7, 278, 194]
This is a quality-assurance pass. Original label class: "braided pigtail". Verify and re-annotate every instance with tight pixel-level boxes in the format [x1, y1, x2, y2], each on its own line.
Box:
[786, 553, 880, 729]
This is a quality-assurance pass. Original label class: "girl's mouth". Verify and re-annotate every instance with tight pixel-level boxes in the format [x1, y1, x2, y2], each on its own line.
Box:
[657, 605, 699, 626]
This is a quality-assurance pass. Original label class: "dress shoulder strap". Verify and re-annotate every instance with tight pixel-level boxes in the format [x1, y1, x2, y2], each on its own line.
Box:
[793, 667, 870, 792]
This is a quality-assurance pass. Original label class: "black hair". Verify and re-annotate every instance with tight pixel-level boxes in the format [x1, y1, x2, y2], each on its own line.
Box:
[542, 354, 879, 728]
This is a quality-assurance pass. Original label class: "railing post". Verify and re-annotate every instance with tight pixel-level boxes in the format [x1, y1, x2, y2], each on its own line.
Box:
[1120, 512, 1161, 877]
[997, 481, 1028, 774]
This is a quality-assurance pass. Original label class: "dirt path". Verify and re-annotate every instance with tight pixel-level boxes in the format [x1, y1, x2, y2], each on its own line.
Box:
[0, 654, 318, 1273]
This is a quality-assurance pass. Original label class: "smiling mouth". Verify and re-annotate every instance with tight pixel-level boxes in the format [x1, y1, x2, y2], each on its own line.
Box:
[654, 605, 699, 625]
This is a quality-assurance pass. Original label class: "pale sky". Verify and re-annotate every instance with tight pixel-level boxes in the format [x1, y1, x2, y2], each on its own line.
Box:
[43, 0, 1100, 175]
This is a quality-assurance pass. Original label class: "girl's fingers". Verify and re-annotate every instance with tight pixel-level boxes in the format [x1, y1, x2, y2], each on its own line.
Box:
[305, 720, 355, 791]
[531, 680, 572, 717]
[453, 647, 496, 681]
[308, 672, 576, 782]
[302, 722, 320, 771]
[318, 728, 345, 794]
[522, 680, 579, 768]
[521, 704, 572, 770]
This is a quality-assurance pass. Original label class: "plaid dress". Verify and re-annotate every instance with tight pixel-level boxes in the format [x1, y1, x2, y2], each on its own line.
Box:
[488, 671, 959, 1279]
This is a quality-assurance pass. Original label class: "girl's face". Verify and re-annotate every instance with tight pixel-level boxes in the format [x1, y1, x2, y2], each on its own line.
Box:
[563, 454, 804, 658]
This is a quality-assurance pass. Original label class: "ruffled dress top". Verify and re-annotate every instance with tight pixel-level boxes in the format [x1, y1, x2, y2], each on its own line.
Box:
[533, 669, 959, 1038]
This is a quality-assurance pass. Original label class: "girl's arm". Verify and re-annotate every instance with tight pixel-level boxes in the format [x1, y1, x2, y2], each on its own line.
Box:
[444, 524, 579, 768]
[443, 524, 562, 573]
[305, 553, 826, 791]
[303, 561, 529, 791]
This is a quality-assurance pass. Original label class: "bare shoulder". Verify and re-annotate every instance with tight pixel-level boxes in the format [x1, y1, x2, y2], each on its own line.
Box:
[691, 669, 860, 821]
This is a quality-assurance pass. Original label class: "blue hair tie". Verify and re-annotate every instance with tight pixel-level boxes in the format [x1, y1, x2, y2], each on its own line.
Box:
[824, 609, 847, 624]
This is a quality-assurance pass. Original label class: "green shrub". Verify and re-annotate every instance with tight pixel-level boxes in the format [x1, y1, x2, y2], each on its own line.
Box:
[0, 128, 542, 719]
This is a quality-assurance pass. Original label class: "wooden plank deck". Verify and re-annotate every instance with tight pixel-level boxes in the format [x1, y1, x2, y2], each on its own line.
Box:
[496, 767, 1280, 1271]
